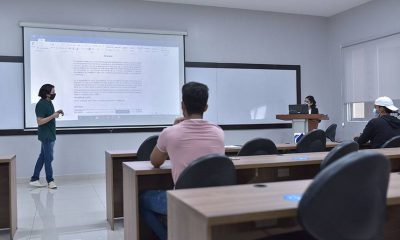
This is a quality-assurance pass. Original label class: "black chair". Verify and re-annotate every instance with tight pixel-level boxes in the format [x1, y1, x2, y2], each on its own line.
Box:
[296, 129, 326, 153]
[237, 138, 278, 156]
[325, 123, 337, 142]
[175, 154, 237, 189]
[263, 151, 390, 240]
[320, 141, 359, 170]
[381, 135, 400, 148]
[136, 135, 159, 161]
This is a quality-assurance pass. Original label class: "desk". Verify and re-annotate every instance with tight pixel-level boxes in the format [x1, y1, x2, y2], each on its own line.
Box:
[167, 173, 400, 240]
[0, 155, 17, 239]
[106, 142, 339, 229]
[122, 148, 400, 240]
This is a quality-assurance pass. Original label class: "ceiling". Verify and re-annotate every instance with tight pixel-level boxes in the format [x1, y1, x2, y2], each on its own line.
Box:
[142, 0, 373, 17]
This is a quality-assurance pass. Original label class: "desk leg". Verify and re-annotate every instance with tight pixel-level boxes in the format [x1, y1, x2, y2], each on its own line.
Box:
[168, 192, 210, 240]
[106, 154, 136, 230]
[123, 165, 139, 240]
[390, 158, 400, 172]
[10, 157, 17, 239]
[106, 153, 114, 230]
[0, 160, 16, 239]
[385, 205, 400, 240]
[0, 163, 10, 229]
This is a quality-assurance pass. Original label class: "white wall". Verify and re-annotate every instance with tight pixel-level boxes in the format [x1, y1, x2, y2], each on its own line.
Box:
[0, 0, 331, 178]
[328, 0, 400, 141]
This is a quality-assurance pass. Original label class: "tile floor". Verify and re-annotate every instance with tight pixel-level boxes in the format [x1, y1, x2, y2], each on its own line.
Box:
[0, 176, 124, 240]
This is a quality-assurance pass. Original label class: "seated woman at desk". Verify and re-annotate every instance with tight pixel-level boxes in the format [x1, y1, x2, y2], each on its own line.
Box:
[305, 95, 319, 114]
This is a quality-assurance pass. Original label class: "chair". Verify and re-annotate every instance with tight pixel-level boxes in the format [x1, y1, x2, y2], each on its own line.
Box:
[237, 138, 278, 156]
[325, 123, 337, 142]
[159, 154, 237, 238]
[296, 129, 326, 153]
[320, 141, 359, 170]
[175, 154, 237, 189]
[381, 135, 400, 148]
[136, 135, 159, 161]
[263, 151, 390, 240]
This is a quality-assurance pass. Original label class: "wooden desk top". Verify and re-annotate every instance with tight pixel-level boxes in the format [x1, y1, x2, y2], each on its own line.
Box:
[168, 173, 400, 226]
[106, 150, 138, 158]
[0, 155, 16, 163]
[107, 142, 339, 157]
[123, 148, 400, 176]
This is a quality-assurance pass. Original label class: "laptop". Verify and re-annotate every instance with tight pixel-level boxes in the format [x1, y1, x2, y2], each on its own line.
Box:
[289, 104, 309, 114]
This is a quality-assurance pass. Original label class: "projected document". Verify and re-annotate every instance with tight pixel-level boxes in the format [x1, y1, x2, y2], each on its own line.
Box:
[24, 27, 184, 128]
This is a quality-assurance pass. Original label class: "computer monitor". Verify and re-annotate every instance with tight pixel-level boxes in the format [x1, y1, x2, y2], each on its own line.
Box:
[289, 104, 309, 114]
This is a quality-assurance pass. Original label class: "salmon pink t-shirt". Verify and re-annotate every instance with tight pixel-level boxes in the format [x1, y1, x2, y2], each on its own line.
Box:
[156, 119, 224, 184]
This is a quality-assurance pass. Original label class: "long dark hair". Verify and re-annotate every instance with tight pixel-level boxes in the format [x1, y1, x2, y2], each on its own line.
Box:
[38, 84, 54, 99]
[305, 95, 317, 107]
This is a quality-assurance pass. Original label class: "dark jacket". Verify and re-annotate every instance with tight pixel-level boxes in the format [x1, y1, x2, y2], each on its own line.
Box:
[356, 115, 400, 148]
[310, 106, 319, 114]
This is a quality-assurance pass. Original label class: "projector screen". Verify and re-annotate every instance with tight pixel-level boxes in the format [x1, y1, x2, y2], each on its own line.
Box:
[23, 24, 185, 129]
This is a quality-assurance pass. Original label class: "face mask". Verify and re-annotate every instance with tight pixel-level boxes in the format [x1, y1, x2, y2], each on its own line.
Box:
[373, 108, 379, 117]
[49, 93, 56, 100]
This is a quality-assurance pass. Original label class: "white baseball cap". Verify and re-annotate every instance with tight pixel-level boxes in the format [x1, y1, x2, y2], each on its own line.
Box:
[375, 96, 398, 112]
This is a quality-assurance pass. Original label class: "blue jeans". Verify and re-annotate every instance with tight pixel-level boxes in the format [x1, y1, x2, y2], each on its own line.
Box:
[139, 190, 167, 240]
[31, 140, 55, 183]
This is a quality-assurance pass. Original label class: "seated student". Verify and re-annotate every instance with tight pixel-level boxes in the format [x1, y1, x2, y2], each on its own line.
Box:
[139, 82, 224, 240]
[355, 96, 400, 148]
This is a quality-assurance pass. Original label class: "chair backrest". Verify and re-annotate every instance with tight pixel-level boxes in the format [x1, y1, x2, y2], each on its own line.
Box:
[298, 151, 390, 240]
[325, 123, 337, 142]
[175, 154, 237, 189]
[320, 141, 359, 170]
[296, 129, 326, 153]
[136, 135, 159, 161]
[237, 138, 278, 156]
[381, 135, 400, 148]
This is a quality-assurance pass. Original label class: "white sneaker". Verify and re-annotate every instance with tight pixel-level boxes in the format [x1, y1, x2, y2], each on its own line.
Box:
[29, 180, 46, 187]
[48, 181, 57, 189]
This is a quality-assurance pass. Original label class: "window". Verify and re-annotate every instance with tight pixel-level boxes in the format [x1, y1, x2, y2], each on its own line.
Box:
[347, 100, 400, 122]
[347, 102, 374, 122]
[343, 33, 400, 122]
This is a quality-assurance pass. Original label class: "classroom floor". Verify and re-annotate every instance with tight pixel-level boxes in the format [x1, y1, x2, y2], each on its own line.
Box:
[0, 176, 124, 240]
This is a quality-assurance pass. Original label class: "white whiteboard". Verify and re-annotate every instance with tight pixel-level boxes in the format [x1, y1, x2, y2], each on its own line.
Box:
[0, 62, 24, 129]
[186, 66, 298, 125]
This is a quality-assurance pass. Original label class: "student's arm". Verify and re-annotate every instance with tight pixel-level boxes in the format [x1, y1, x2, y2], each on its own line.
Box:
[355, 120, 374, 145]
[150, 147, 168, 168]
[150, 119, 177, 168]
[37, 112, 60, 126]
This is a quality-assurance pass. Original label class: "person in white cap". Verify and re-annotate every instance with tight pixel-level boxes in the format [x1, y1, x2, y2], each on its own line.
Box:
[354, 96, 400, 148]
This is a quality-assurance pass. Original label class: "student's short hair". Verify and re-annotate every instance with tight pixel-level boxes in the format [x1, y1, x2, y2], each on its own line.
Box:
[306, 95, 317, 107]
[38, 84, 54, 99]
[182, 82, 209, 115]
